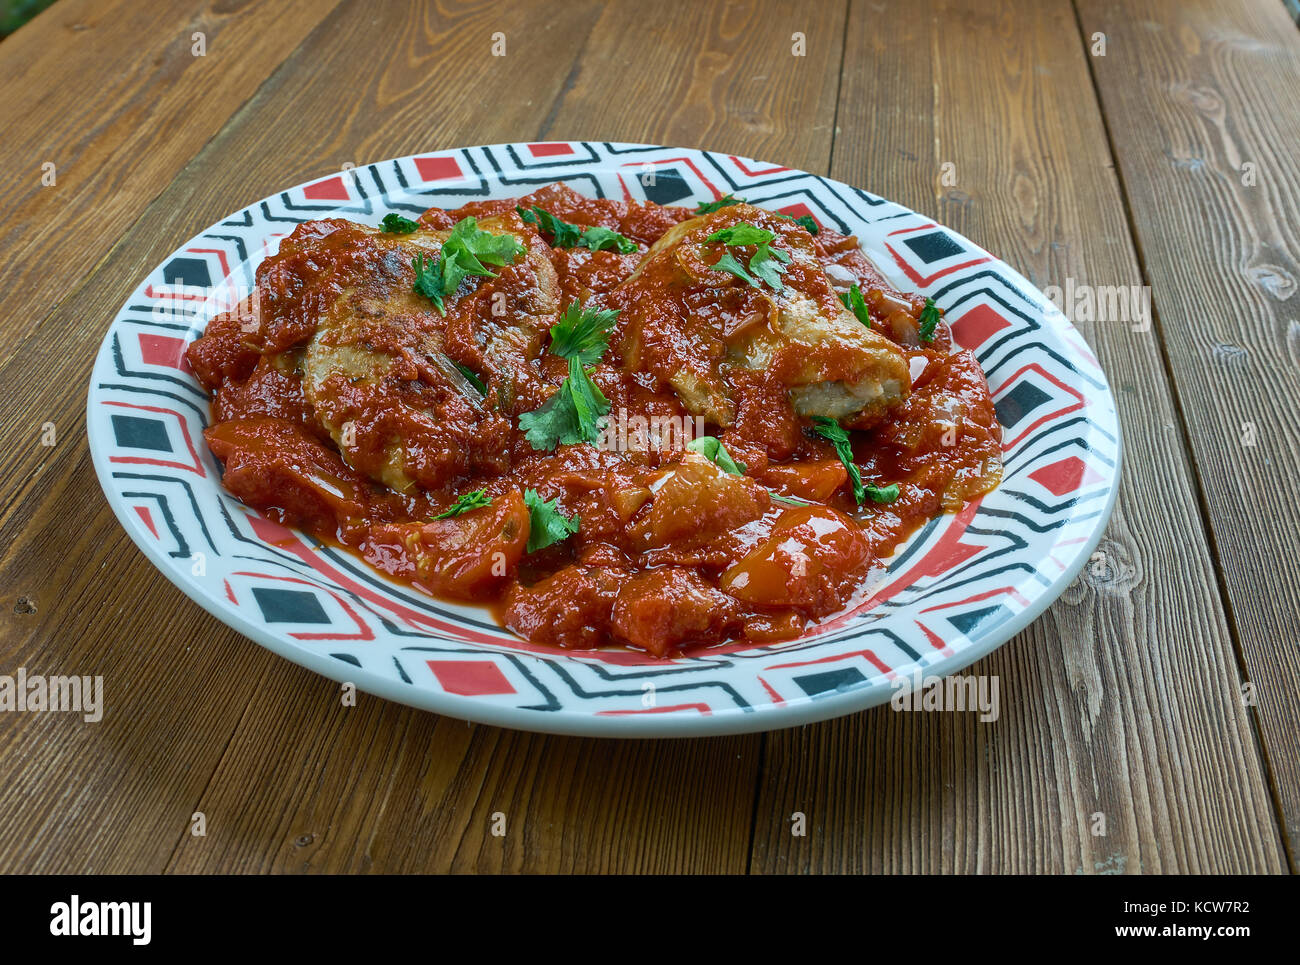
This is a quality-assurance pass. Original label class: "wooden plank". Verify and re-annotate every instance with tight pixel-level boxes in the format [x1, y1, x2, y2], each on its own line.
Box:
[0, 0, 337, 879]
[0, 0, 845, 874]
[166, 681, 763, 874]
[1075, 0, 1300, 859]
[167, 0, 850, 874]
[0, 0, 341, 361]
[540, 0, 846, 162]
[0, 445, 298, 871]
[0, 0, 603, 873]
[747, 0, 1286, 873]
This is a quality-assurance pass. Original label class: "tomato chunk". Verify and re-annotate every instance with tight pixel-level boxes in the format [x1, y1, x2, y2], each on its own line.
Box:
[204, 418, 372, 538]
[503, 564, 626, 650]
[364, 490, 530, 599]
[641, 452, 768, 548]
[609, 568, 742, 657]
[720, 505, 872, 612]
[752, 458, 848, 501]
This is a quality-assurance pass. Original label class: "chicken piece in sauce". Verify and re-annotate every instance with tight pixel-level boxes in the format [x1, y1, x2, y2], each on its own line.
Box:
[301, 214, 561, 492]
[610, 204, 911, 438]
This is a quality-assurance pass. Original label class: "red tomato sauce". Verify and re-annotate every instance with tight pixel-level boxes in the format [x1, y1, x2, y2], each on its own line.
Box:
[188, 185, 1002, 658]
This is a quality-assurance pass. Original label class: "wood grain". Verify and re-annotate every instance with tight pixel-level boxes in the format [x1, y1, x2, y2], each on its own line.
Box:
[0, 0, 341, 361]
[0, 0, 612, 873]
[1075, 0, 1300, 859]
[541, 0, 846, 166]
[0, 0, 1294, 875]
[0, 0, 847, 874]
[747, 0, 1285, 873]
[165, 0, 849, 875]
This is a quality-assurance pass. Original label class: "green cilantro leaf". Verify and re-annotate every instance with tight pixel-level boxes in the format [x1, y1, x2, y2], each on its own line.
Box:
[411, 216, 526, 315]
[793, 214, 819, 235]
[918, 297, 941, 342]
[518, 205, 583, 247]
[687, 436, 747, 475]
[447, 216, 526, 269]
[810, 416, 866, 505]
[412, 251, 447, 313]
[578, 225, 637, 254]
[433, 489, 492, 519]
[518, 206, 636, 254]
[523, 488, 580, 553]
[748, 244, 791, 290]
[380, 213, 420, 234]
[454, 362, 486, 394]
[710, 250, 760, 287]
[518, 299, 617, 451]
[705, 223, 777, 246]
[839, 283, 871, 328]
[703, 222, 790, 292]
[773, 212, 820, 235]
[518, 356, 611, 450]
[439, 217, 526, 297]
[549, 301, 619, 366]
[864, 482, 900, 504]
[696, 194, 743, 214]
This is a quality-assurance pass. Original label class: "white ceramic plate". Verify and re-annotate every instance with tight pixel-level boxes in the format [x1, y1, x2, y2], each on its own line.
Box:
[87, 142, 1120, 737]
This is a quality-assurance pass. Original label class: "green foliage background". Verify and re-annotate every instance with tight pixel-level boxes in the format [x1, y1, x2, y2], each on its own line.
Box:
[1, 0, 57, 38]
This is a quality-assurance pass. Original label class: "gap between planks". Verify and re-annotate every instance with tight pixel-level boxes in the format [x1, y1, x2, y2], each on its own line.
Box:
[1067, 0, 1297, 873]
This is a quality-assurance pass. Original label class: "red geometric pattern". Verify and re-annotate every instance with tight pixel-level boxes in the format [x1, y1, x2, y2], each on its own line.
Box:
[414, 155, 463, 182]
[1030, 456, 1103, 496]
[303, 176, 351, 202]
[949, 303, 1014, 349]
[427, 660, 516, 696]
[527, 142, 575, 157]
[137, 333, 192, 371]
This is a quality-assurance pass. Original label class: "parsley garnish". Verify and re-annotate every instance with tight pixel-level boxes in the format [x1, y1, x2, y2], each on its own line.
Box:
[810, 416, 866, 505]
[523, 488, 580, 552]
[412, 252, 445, 307]
[454, 363, 486, 394]
[706, 223, 776, 246]
[749, 245, 792, 289]
[549, 301, 619, 365]
[918, 297, 941, 342]
[517, 301, 618, 451]
[864, 482, 900, 504]
[433, 489, 492, 519]
[711, 251, 759, 287]
[703, 222, 791, 292]
[687, 436, 747, 475]
[839, 283, 871, 328]
[772, 211, 821, 235]
[517, 205, 582, 247]
[411, 217, 527, 315]
[696, 194, 743, 214]
[771, 492, 812, 506]
[518, 357, 610, 449]
[517, 206, 637, 254]
[380, 213, 420, 234]
[577, 225, 637, 253]
[792, 214, 819, 235]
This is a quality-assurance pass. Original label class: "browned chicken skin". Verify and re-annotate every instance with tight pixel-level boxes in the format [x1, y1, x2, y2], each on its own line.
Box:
[609, 204, 911, 433]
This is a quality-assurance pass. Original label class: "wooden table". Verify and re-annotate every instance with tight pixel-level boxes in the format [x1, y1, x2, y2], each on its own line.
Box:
[1, 0, 1296, 875]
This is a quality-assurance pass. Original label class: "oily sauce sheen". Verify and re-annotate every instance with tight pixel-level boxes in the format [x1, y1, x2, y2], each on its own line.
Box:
[188, 183, 1002, 658]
